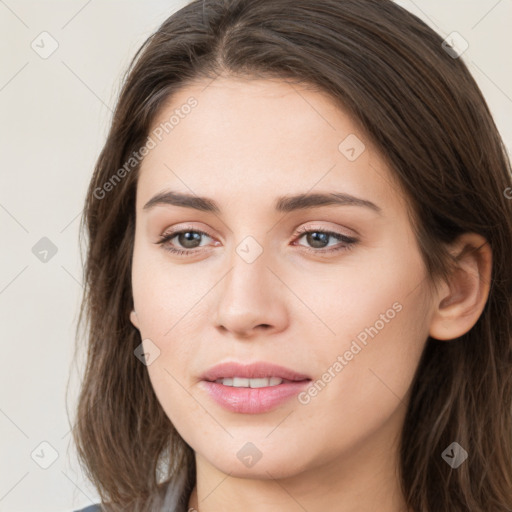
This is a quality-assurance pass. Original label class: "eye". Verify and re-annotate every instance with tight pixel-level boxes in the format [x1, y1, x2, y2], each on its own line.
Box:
[293, 226, 358, 255]
[155, 225, 358, 257]
[156, 228, 214, 256]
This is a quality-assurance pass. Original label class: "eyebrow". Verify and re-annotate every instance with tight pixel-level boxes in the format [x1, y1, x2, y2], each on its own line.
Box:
[143, 190, 382, 215]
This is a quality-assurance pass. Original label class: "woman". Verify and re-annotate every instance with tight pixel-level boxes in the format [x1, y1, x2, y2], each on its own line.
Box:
[71, 0, 512, 510]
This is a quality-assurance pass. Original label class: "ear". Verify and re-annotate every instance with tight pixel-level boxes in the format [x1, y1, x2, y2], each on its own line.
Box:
[429, 233, 492, 341]
[130, 309, 140, 329]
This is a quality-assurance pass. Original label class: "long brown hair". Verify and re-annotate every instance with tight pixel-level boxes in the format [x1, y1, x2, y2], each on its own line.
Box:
[72, 0, 512, 510]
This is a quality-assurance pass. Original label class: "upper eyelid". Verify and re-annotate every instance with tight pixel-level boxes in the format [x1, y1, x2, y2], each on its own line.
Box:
[159, 225, 357, 245]
[160, 224, 352, 235]
[295, 224, 357, 237]
[160, 226, 213, 240]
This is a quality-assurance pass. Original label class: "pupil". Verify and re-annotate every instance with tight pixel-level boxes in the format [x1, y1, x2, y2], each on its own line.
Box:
[308, 232, 328, 248]
[179, 232, 201, 248]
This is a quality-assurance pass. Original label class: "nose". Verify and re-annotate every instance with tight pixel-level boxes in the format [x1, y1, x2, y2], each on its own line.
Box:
[213, 249, 288, 338]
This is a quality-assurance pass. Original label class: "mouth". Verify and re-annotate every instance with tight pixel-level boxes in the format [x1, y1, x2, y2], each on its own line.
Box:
[200, 360, 312, 383]
[209, 376, 309, 387]
[199, 361, 312, 414]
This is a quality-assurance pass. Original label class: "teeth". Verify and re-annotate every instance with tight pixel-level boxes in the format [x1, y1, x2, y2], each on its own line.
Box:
[214, 377, 284, 387]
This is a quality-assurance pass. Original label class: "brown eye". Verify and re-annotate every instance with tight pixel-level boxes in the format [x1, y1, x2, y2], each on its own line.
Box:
[156, 229, 214, 256]
[303, 231, 330, 249]
[175, 231, 204, 249]
[294, 227, 358, 254]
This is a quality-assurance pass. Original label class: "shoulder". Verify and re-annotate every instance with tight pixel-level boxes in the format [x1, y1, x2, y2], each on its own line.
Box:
[73, 505, 101, 512]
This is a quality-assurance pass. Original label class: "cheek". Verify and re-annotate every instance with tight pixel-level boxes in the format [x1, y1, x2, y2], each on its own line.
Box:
[297, 289, 429, 466]
[295, 247, 430, 449]
[130, 243, 217, 430]
[145, 356, 205, 438]
[131, 242, 210, 337]
[292, 232, 427, 355]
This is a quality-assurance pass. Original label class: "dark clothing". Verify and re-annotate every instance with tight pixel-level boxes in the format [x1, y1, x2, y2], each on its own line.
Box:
[72, 467, 190, 512]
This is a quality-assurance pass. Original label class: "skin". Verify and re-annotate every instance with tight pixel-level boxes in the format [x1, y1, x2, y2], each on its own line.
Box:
[129, 76, 492, 512]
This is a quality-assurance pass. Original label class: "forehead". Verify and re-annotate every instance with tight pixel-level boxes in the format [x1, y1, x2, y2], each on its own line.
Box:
[136, 76, 406, 216]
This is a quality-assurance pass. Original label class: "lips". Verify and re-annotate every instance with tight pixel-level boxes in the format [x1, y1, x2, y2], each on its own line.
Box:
[198, 361, 312, 413]
[198, 361, 312, 414]
[200, 361, 312, 383]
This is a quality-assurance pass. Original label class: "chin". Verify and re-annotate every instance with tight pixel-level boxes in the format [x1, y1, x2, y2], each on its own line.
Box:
[197, 440, 313, 480]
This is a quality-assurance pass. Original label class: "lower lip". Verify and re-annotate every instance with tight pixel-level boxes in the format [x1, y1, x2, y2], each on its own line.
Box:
[199, 380, 311, 414]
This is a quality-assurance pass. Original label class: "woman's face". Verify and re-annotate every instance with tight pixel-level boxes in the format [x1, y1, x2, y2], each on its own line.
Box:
[130, 76, 436, 481]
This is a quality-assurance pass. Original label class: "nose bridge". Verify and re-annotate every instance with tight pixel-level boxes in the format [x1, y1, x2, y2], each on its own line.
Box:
[224, 210, 273, 283]
[224, 237, 272, 307]
[213, 233, 286, 335]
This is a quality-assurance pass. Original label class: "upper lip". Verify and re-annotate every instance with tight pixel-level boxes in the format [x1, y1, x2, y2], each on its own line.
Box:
[201, 361, 312, 382]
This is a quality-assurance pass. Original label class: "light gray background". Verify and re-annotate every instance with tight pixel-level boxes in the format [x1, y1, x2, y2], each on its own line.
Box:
[1, 1, 511, 511]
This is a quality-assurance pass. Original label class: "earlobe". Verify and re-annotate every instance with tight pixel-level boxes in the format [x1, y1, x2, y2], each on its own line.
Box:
[130, 309, 140, 329]
[428, 233, 492, 341]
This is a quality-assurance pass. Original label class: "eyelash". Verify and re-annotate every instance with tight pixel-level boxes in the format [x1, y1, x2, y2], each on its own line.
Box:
[156, 226, 358, 257]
